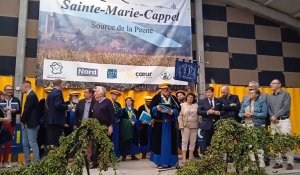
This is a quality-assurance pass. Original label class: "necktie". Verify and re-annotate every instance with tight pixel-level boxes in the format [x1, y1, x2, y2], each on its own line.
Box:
[210, 99, 214, 108]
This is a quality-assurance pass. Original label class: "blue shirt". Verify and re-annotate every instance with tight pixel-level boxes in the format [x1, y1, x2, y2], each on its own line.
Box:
[82, 101, 91, 120]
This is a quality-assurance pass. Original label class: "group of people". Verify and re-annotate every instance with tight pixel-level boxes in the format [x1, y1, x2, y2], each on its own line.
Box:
[196, 79, 293, 170]
[0, 78, 295, 171]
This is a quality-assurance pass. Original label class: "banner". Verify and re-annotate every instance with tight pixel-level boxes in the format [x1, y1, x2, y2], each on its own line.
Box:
[43, 59, 187, 85]
[174, 59, 198, 83]
[36, 0, 192, 89]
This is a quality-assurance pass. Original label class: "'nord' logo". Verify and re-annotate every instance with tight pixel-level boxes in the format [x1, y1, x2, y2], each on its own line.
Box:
[77, 68, 98, 77]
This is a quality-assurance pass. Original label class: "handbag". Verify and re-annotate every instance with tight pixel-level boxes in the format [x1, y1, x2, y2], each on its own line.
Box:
[0, 126, 12, 145]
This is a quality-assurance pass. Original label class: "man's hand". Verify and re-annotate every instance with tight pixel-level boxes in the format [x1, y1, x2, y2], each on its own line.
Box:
[167, 109, 174, 115]
[64, 124, 70, 128]
[10, 109, 16, 113]
[73, 126, 78, 130]
[142, 121, 147, 124]
[108, 125, 113, 136]
[208, 109, 215, 115]
[214, 111, 220, 115]
[3, 108, 9, 112]
[270, 116, 279, 123]
[157, 105, 162, 112]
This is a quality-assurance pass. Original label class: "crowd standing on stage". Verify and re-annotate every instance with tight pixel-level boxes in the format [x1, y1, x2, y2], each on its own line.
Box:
[0, 79, 295, 170]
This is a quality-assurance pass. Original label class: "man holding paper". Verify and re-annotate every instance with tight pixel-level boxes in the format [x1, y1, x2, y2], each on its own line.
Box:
[137, 96, 153, 159]
[150, 82, 181, 168]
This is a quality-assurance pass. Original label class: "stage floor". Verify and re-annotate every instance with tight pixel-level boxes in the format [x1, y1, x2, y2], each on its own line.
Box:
[83, 156, 300, 175]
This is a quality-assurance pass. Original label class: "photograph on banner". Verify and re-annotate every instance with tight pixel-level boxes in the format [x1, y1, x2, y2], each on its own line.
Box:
[36, 0, 192, 89]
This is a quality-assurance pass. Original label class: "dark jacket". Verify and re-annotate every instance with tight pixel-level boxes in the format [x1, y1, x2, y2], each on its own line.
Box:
[92, 98, 115, 126]
[74, 98, 96, 127]
[38, 98, 48, 127]
[21, 91, 40, 128]
[239, 98, 267, 127]
[220, 94, 241, 121]
[197, 97, 225, 130]
[47, 88, 68, 125]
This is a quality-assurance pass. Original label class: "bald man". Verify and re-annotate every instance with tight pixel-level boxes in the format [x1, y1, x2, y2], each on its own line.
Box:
[220, 86, 241, 122]
[267, 79, 293, 170]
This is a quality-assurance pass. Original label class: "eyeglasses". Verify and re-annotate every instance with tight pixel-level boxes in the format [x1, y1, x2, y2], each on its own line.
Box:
[5, 89, 13, 91]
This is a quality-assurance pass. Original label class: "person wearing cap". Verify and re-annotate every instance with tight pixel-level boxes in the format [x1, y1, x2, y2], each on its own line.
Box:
[137, 96, 153, 159]
[120, 96, 140, 161]
[63, 91, 80, 136]
[110, 90, 122, 159]
[150, 82, 181, 168]
[37, 86, 52, 158]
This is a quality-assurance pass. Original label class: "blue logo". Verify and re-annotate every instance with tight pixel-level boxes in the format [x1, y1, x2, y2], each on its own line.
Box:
[107, 69, 117, 79]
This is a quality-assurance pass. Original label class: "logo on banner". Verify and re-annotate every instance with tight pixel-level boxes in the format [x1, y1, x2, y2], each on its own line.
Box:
[136, 72, 152, 78]
[50, 62, 63, 74]
[126, 71, 152, 79]
[77, 68, 98, 77]
[160, 72, 173, 80]
[107, 69, 117, 79]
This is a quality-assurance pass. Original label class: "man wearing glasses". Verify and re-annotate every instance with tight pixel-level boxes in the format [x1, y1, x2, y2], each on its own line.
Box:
[267, 79, 294, 170]
[0, 85, 21, 168]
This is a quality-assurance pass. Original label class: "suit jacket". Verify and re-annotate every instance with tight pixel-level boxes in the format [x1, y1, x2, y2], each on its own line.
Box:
[74, 98, 96, 127]
[47, 88, 68, 125]
[220, 94, 241, 120]
[21, 91, 40, 128]
[197, 97, 224, 130]
[38, 98, 48, 127]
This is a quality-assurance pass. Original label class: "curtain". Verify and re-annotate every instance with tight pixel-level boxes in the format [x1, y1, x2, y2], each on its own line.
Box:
[210, 84, 300, 135]
[1, 77, 299, 135]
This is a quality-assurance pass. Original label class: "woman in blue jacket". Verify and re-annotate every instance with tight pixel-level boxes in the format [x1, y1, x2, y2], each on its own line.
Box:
[239, 89, 267, 168]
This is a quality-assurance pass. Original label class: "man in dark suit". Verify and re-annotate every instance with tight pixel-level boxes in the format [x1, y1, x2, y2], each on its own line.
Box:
[74, 88, 95, 128]
[46, 79, 69, 147]
[37, 87, 52, 158]
[197, 87, 224, 154]
[220, 86, 241, 122]
[21, 80, 40, 164]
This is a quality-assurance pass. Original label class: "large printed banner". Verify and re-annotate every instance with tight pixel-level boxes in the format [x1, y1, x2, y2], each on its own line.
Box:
[36, 0, 192, 89]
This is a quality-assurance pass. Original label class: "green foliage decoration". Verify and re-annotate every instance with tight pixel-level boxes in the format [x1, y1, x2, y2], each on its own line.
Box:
[177, 119, 300, 175]
[0, 118, 117, 175]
